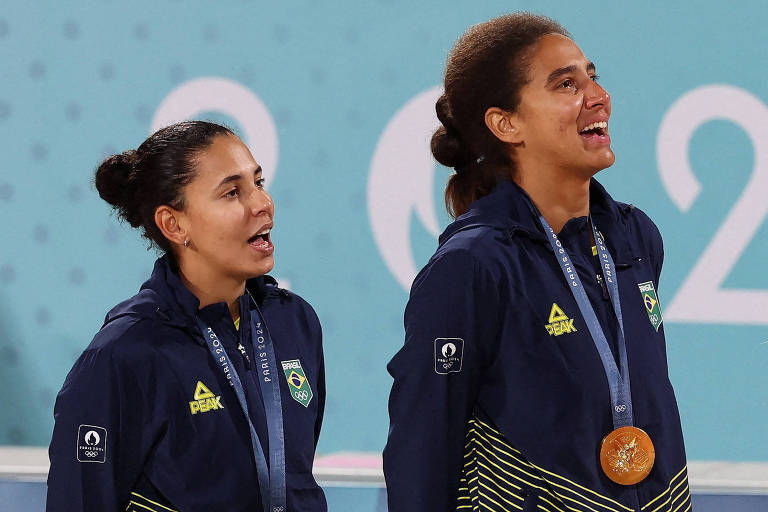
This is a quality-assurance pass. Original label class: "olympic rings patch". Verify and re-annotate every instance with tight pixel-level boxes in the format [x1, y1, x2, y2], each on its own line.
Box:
[77, 425, 107, 463]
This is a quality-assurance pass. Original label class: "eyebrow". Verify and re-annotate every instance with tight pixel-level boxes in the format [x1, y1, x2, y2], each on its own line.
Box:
[217, 165, 263, 188]
[546, 61, 596, 84]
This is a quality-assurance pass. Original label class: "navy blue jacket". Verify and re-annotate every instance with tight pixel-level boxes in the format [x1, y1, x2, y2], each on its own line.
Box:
[47, 256, 327, 512]
[384, 179, 691, 512]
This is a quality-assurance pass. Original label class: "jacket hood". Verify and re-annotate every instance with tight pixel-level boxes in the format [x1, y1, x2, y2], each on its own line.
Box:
[103, 255, 277, 334]
[438, 179, 544, 246]
[439, 178, 636, 263]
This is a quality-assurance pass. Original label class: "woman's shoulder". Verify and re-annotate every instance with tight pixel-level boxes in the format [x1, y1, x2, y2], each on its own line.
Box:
[61, 315, 156, 393]
[615, 201, 664, 255]
[84, 289, 178, 361]
[275, 285, 316, 313]
[619, 202, 661, 235]
[259, 280, 322, 339]
[593, 179, 663, 249]
[435, 221, 508, 271]
[85, 315, 159, 366]
[412, 240, 500, 299]
[258, 277, 316, 313]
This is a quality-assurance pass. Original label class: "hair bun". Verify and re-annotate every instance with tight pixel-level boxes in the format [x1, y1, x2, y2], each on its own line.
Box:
[94, 150, 141, 226]
[431, 94, 472, 170]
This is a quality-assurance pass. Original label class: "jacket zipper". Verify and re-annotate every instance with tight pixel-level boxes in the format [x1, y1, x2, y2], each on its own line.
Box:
[596, 273, 610, 300]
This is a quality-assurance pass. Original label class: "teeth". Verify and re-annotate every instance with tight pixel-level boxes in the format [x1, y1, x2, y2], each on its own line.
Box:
[257, 229, 270, 236]
[580, 121, 608, 133]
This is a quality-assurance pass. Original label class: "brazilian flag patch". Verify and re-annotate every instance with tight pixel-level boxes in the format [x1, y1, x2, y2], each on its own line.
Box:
[638, 281, 663, 331]
[281, 359, 313, 407]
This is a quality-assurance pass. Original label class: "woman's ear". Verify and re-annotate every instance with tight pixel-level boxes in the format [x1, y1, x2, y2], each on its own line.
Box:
[485, 107, 524, 144]
[154, 205, 188, 248]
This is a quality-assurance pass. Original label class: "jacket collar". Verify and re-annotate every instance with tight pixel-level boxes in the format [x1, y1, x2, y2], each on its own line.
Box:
[438, 179, 545, 245]
[439, 178, 636, 264]
[105, 255, 277, 339]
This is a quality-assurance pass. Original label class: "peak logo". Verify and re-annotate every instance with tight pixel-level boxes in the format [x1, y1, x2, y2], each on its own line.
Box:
[368, 86, 444, 292]
[189, 381, 224, 415]
[545, 303, 578, 337]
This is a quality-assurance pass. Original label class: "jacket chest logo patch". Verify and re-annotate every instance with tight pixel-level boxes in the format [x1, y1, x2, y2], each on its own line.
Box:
[545, 303, 578, 336]
[638, 281, 663, 331]
[281, 359, 313, 407]
[434, 338, 464, 374]
[189, 381, 224, 415]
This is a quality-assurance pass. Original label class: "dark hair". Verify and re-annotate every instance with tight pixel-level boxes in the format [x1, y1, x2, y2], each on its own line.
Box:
[94, 121, 235, 252]
[432, 12, 569, 217]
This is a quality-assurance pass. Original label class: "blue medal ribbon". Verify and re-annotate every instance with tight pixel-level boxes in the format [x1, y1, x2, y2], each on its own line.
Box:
[249, 304, 287, 512]
[538, 214, 634, 429]
[196, 298, 286, 512]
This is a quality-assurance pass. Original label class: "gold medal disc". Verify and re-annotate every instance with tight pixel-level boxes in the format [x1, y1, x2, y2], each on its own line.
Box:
[600, 426, 655, 485]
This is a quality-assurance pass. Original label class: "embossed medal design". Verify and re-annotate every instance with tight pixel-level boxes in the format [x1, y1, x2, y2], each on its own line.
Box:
[600, 426, 655, 485]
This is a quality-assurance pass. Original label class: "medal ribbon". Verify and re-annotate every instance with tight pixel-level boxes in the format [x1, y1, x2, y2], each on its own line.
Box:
[196, 300, 286, 512]
[538, 214, 634, 429]
[249, 304, 287, 512]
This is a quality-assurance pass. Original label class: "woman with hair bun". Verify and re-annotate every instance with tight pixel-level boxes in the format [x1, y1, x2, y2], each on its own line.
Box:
[384, 13, 691, 512]
[47, 121, 327, 512]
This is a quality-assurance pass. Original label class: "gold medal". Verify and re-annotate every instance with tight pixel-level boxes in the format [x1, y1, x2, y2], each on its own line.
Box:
[600, 426, 655, 485]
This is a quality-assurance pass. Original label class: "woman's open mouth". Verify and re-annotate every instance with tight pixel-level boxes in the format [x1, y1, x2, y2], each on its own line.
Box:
[579, 121, 610, 144]
[248, 229, 273, 252]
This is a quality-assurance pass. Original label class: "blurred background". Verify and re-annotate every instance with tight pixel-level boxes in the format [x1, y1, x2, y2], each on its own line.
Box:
[0, 1, 766, 510]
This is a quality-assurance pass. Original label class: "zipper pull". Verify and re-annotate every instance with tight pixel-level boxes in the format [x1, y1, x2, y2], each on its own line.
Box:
[596, 274, 609, 300]
[237, 343, 252, 369]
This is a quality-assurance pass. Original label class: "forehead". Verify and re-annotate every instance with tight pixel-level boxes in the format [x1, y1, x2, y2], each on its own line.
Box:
[526, 33, 590, 82]
[194, 134, 258, 181]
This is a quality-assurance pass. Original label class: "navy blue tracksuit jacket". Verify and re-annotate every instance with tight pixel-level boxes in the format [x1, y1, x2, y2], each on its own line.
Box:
[47, 256, 327, 512]
[384, 179, 691, 512]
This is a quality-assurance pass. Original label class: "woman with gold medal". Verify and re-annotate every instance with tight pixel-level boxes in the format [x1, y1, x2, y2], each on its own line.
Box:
[384, 12, 692, 512]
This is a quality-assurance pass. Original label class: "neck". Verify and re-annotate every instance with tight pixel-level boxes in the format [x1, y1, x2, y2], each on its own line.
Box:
[514, 166, 591, 234]
[177, 256, 243, 321]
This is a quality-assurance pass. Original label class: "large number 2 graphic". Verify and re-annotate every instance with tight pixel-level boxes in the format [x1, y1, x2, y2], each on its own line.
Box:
[657, 85, 768, 324]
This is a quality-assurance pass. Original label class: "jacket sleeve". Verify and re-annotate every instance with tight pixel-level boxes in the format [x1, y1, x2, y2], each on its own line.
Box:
[383, 249, 499, 512]
[632, 206, 665, 285]
[46, 326, 148, 511]
[646, 217, 664, 285]
[314, 322, 326, 448]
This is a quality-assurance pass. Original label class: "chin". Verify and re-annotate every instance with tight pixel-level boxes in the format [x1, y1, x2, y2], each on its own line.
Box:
[245, 258, 275, 280]
[589, 150, 616, 175]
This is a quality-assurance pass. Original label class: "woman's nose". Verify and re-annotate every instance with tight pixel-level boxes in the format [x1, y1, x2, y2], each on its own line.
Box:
[249, 188, 274, 217]
[585, 81, 610, 110]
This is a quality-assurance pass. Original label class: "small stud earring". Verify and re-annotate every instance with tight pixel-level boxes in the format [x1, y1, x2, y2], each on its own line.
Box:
[183, 239, 190, 247]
